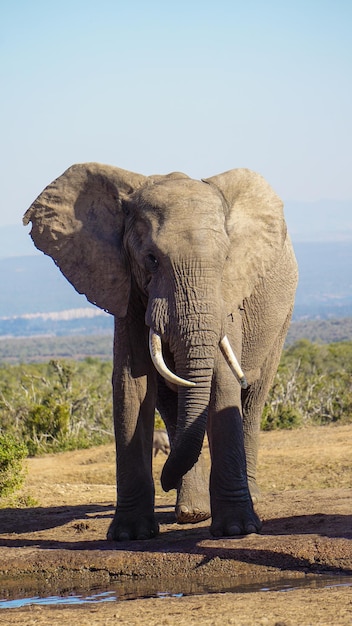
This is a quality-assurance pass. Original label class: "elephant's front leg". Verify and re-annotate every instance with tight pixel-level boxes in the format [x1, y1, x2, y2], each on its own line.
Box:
[107, 322, 159, 541]
[207, 357, 262, 536]
[156, 379, 210, 523]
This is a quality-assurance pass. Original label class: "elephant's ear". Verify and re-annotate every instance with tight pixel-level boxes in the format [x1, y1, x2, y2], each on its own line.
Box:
[203, 168, 287, 305]
[23, 163, 146, 317]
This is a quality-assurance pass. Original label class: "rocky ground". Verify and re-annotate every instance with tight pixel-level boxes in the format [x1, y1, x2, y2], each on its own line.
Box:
[0, 423, 351, 625]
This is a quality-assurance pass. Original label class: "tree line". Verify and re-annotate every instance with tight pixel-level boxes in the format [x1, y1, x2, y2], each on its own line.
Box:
[0, 338, 351, 499]
[263, 339, 352, 429]
[0, 339, 351, 459]
[1, 317, 352, 365]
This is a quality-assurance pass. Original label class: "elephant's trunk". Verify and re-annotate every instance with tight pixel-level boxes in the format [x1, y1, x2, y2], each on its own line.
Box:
[151, 326, 246, 491]
[148, 259, 243, 492]
[160, 327, 218, 492]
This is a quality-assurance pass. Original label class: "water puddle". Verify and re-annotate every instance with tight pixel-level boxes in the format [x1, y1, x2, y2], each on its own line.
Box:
[0, 574, 351, 609]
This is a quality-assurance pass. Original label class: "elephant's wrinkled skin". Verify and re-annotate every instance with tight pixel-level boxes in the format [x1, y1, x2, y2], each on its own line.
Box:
[24, 164, 298, 540]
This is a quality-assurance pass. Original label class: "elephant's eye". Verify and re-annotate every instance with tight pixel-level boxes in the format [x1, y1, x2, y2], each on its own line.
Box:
[145, 253, 159, 273]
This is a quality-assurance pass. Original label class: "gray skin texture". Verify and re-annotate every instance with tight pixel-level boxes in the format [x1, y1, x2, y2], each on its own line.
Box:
[24, 163, 298, 540]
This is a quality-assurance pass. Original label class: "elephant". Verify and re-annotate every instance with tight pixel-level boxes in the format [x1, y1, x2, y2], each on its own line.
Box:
[153, 429, 170, 457]
[23, 163, 298, 540]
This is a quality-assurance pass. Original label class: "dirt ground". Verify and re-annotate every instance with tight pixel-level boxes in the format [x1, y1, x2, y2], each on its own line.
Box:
[0, 424, 351, 625]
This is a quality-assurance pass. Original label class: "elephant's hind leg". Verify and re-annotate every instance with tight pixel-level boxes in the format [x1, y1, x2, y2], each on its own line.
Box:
[242, 311, 294, 503]
[157, 379, 211, 524]
[175, 450, 210, 524]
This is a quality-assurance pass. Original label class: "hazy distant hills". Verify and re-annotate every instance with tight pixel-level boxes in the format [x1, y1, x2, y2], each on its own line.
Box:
[293, 241, 352, 319]
[0, 255, 113, 336]
[0, 242, 351, 337]
[0, 255, 92, 317]
[0, 217, 352, 338]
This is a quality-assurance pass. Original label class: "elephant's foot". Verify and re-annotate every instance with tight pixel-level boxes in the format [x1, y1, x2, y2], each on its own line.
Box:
[248, 477, 261, 504]
[175, 455, 211, 524]
[107, 510, 159, 541]
[176, 503, 211, 524]
[210, 499, 262, 537]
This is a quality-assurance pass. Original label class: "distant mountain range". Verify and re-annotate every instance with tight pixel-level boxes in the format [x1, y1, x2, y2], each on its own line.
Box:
[0, 200, 352, 337]
[0, 254, 112, 336]
[0, 217, 351, 337]
[293, 241, 352, 319]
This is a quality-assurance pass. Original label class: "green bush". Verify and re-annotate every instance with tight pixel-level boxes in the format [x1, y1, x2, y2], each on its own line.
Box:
[261, 403, 302, 431]
[24, 400, 71, 455]
[0, 358, 114, 455]
[263, 339, 352, 429]
[0, 339, 351, 456]
[0, 433, 27, 498]
[154, 409, 164, 430]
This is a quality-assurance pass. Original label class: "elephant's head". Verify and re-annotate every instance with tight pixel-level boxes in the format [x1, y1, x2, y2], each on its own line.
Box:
[23, 163, 286, 490]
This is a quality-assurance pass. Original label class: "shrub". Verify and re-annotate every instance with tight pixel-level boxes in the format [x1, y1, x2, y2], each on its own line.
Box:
[0, 339, 351, 457]
[261, 403, 302, 431]
[0, 432, 28, 498]
[263, 340, 352, 429]
[0, 358, 114, 455]
[24, 400, 71, 455]
[154, 409, 164, 430]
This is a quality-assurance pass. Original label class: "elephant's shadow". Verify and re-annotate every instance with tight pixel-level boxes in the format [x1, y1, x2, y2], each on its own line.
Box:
[0, 504, 351, 579]
[0, 502, 350, 546]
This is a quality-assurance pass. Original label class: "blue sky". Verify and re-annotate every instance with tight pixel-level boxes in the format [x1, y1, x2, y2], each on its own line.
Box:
[1, 0, 351, 228]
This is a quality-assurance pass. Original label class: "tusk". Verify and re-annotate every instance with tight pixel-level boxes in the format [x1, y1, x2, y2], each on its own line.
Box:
[220, 336, 248, 389]
[149, 329, 196, 388]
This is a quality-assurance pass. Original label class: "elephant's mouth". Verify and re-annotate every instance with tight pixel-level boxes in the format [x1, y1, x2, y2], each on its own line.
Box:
[148, 329, 248, 389]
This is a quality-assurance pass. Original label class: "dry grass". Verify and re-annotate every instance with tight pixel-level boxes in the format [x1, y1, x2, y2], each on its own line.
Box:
[23, 424, 352, 506]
